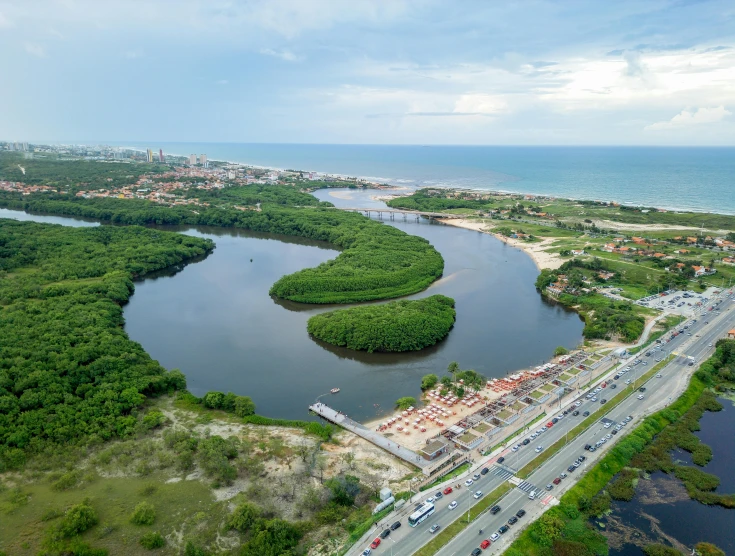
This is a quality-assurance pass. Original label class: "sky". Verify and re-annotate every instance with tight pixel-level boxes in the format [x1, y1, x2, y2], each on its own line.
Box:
[1, 0, 734, 145]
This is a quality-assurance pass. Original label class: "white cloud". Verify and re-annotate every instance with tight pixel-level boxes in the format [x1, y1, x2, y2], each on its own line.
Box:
[645, 106, 732, 130]
[259, 48, 299, 62]
[0, 11, 12, 28]
[453, 94, 507, 115]
[23, 42, 46, 58]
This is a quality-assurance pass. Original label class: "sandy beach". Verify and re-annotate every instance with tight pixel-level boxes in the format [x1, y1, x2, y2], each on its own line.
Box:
[440, 218, 564, 270]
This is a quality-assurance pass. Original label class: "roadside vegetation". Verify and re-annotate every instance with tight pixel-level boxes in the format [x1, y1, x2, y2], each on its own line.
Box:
[505, 339, 735, 556]
[307, 294, 456, 352]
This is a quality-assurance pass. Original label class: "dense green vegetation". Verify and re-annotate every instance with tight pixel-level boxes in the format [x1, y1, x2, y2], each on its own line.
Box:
[387, 189, 493, 212]
[536, 259, 646, 342]
[0, 152, 164, 191]
[307, 295, 456, 352]
[505, 340, 735, 556]
[0, 219, 213, 470]
[186, 183, 326, 207]
[0, 193, 445, 304]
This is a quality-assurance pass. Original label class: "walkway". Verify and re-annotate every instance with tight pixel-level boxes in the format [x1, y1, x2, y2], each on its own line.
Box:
[309, 402, 429, 469]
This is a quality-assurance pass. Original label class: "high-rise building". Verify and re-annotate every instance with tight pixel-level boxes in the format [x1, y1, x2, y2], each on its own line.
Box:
[200, 154, 207, 166]
[159, 149, 164, 163]
[189, 154, 197, 166]
[146, 149, 153, 163]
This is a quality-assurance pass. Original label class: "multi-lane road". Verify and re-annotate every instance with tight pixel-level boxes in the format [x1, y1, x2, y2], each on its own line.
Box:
[352, 291, 734, 556]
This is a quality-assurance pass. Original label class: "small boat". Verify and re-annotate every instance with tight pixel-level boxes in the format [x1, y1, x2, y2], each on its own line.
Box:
[330, 388, 340, 394]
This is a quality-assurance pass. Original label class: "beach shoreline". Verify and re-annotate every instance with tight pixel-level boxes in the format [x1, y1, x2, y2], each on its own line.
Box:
[439, 218, 564, 270]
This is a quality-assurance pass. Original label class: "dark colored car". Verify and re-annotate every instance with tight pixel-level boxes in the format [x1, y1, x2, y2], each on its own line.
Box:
[491, 505, 501, 515]
[435, 491, 443, 499]
[390, 521, 401, 530]
[572, 410, 579, 416]
[578, 455, 586, 462]
[481, 467, 489, 475]
[380, 529, 390, 539]
[497, 457, 505, 464]
[614, 375, 620, 380]
[471, 549, 482, 556]
[611, 384, 617, 389]
[568, 465, 576, 472]
[583, 411, 590, 417]
[508, 516, 518, 525]
[516, 509, 526, 518]
[552, 417, 559, 424]
[611, 429, 618, 435]
[600, 399, 607, 404]
[584, 444, 592, 450]
[522, 439, 530, 445]
[498, 525, 510, 534]
[639, 387, 647, 392]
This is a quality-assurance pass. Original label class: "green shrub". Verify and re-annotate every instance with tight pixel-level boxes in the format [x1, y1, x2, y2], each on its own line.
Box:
[130, 501, 156, 525]
[57, 500, 99, 538]
[139, 531, 165, 549]
[141, 411, 166, 431]
[643, 544, 682, 556]
[227, 502, 260, 533]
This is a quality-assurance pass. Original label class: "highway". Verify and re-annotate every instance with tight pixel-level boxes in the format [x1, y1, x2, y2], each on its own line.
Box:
[351, 290, 734, 556]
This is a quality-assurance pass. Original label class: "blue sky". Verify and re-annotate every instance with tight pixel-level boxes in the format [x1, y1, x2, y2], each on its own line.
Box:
[1, 0, 734, 145]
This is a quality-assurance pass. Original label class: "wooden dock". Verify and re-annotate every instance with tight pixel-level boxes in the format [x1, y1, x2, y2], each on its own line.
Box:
[309, 402, 428, 469]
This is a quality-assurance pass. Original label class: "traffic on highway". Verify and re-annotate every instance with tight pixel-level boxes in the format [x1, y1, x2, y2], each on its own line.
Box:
[353, 290, 734, 556]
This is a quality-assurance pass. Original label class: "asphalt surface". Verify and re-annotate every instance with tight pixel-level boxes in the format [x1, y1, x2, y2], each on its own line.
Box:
[351, 291, 734, 556]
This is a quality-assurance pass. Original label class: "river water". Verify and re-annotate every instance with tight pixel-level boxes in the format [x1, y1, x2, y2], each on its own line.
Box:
[0, 192, 584, 421]
[604, 396, 735, 555]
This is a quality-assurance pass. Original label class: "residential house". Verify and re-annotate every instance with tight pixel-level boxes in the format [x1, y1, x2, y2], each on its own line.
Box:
[722, 257, 735, 266]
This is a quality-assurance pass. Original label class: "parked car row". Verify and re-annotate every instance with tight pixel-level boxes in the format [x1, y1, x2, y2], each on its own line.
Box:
[470, 508, 528, 554]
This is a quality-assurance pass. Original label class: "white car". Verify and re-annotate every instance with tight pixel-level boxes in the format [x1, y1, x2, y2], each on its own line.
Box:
[656, 373, 662, 378]
[490, 533, 500, 541]
[464, 479, 474, 487]
[604, 422, 612, 429]
[638, 394, 645, 400]
[511, 446, 519, 452]
[474, 491, 483, 499]
[426, 497, 435, 503]
[535, 446, 543, 453]
[448, 501, 458, 510]
[625, 379, 631, 385]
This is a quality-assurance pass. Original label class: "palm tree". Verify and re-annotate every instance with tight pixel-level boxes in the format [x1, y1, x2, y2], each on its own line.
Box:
[447, 361, 460, 384]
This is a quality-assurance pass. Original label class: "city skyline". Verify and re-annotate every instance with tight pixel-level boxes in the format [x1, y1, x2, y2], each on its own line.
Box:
[0, 0, 733, 145]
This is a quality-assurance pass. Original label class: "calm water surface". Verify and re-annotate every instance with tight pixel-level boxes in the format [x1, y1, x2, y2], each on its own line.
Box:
[0, 197, 584, 421]
[607, 397, 735, 555]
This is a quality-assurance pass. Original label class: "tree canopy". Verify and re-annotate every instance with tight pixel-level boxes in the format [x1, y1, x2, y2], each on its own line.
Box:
[0, 219, 212, 469]
[307, 295, 456, 352]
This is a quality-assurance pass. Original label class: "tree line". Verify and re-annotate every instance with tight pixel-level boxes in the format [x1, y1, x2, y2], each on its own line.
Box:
[0, 192, 445, 304]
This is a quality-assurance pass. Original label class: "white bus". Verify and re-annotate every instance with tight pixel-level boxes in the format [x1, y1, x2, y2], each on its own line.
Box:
[408, 502, 435, 527]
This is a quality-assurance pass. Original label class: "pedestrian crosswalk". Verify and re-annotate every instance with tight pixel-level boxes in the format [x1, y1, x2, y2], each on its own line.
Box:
[492, 467, 514, 480]
[517, 480, 539, 493]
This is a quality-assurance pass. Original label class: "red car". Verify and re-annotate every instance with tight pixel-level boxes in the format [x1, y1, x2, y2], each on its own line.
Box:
[601, 381, 607, 388]
[370, 538, 381, 549]
[480, 539, 491, 549]
[443, 486, 453, 495]
[546, 422, 554, 428]
[553, 477, 561, 485]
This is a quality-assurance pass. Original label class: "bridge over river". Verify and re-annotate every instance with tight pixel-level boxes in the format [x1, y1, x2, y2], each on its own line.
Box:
[329, 206, 464, 221]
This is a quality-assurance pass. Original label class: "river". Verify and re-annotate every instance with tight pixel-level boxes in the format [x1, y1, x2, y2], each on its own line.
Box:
[0, 191, 584, 421]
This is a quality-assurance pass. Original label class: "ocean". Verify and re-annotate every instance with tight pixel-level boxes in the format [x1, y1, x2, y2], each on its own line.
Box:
[122, 143, 735, 214]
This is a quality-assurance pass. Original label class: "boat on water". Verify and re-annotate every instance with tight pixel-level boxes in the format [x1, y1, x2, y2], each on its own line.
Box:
[330, 388, 340, 394]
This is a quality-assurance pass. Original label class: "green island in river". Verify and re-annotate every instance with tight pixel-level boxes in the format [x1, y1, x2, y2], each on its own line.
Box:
[307, 294, 456, 352]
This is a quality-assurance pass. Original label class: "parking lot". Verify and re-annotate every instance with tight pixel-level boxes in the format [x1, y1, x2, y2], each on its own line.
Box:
[635, 286, 722, 317]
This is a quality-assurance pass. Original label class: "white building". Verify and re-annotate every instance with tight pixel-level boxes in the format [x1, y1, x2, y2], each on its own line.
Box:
[189, 154, 197, 166]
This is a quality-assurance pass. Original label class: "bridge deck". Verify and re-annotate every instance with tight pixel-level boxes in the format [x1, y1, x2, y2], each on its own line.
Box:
[331, 207, 464, 218]
[309, 402, 428, 468]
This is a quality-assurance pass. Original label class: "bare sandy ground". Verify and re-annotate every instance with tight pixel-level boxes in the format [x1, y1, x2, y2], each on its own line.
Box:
[593, 219, 730, 234]
[441, 218, 564, 270]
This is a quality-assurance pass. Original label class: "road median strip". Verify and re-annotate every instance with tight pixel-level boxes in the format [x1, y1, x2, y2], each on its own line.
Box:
[517, 355, 673, 479]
